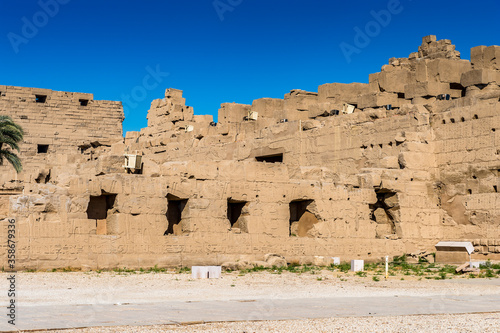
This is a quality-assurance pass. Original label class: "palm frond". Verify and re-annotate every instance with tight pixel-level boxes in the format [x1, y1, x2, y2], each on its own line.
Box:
[0, 149, 22, 173]
[0, 136, 20, 151]
[0, 115, 24, 173]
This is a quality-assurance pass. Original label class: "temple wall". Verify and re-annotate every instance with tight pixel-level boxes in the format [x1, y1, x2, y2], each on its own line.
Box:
[1, 36, 499, 270]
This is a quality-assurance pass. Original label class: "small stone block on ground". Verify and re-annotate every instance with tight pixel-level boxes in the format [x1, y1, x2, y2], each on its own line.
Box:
[191, 266, 222, 279]
[350, 260, 364, 272]
[470, 261, 487, 269]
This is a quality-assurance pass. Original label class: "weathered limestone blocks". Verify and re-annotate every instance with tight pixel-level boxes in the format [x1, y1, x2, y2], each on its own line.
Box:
[114, 195, 167, 215]
[193, 114, 213, 124]
[404, 81, 458, 99]
[146, 88, 194, 131]
[161, 161, 219, 180]
[218, 102, 252, 125]
[283, 90, 318, 120]
[418, 35, 460, 59]
[461, 69, 500, 87]
[369, 68, 414, 93]
[3, 36, 500, 270]
[0, 85, 124, 184]
[318, 82, 378, 105]
[95, 155, 126, 175]
[471, 45, 500, 70]
[416, 58, 471, 84]
[251, 98, 284, 119]
[358, 92, 399, 109]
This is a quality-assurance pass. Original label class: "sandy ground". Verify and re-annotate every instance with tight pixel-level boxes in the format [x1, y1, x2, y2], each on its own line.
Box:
[8, 270, 500, 306]
[49, 313, 500, 333]
[2, 270, 499, 332]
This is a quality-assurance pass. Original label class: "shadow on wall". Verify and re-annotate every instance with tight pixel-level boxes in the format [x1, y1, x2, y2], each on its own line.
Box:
[369, 189, 400, 239]
[289, 199, 319, 237]
[227, 199, 248, 232]
[87, 192, 117, 235]
[164, 194, 187, 236]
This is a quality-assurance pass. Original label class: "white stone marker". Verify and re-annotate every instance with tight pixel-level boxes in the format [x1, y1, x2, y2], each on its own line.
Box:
[385, 256, 389, 279]
[191, 266, 222, 279]
[350, 260, 364, 272]
[332, 257, 341, 265]
[470, 261, 486, 269]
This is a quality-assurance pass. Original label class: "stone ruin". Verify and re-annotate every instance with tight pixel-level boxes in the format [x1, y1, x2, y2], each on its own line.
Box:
[1, 35, 499, 270]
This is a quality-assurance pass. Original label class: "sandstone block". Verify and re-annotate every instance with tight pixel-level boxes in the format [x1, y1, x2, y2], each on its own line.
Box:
[461, 69, 500, 87]
[376, 69, 414, 93]
[358, 92, 398, 109]
[422, 35, 437, 44]
[426, 59, 472, 83]
[471, 46, 486, 69]
[264, 253, 287, 268]
[471, 45, 500, 70]
[251, 98, 284, 119]
[404, 82, 450, 99]
[318, 82, 378, 104]
[218, 103, 251, 124]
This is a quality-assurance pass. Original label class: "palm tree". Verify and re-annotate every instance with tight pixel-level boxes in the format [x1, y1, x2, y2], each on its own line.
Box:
[0, 115, 24, 173]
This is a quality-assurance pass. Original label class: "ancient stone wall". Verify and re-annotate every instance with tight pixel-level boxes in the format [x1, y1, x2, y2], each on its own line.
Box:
[0, 85, 124, 190]
[1, 36, 499, 270]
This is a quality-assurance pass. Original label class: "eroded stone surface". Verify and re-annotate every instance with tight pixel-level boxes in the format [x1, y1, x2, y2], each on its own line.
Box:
[1, 36, 500, 269]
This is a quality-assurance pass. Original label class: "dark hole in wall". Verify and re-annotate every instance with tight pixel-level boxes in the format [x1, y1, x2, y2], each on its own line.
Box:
[35, 170, 51, 184]
[494, 186, 498, 193]
[35, 95, 47, 103]
[255, 153, 283, 163]
[164, 194, 187, 236]
[289, 199, 317, 237]
[87, 194, 116, 220]
[398, 159, 405, 169]
[227, 199, 247, 229]
[37, 144, 49, 154]
[79, 99, 89, 106]
[369, 190, 399, 238]
[449, 83, 465, 97]
[87, 194, 117, 235]
[397, 93, 405, 99]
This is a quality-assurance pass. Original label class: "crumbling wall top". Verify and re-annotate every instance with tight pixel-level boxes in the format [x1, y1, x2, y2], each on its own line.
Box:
[416, 35, 461, 60]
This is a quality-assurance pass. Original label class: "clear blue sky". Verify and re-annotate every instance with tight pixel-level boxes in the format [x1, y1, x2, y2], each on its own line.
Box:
[1, 0, 499, 133]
